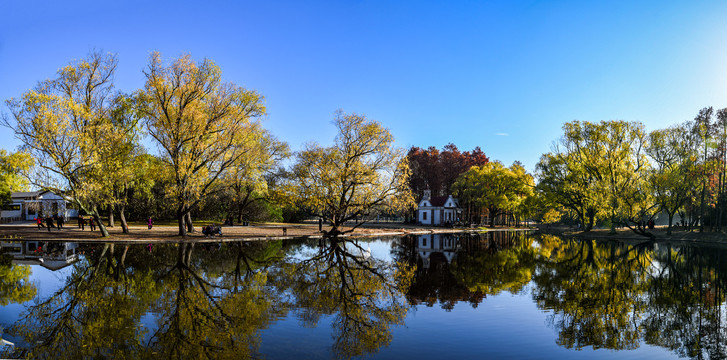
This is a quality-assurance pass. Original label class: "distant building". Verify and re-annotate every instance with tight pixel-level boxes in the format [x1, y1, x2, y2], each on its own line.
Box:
[0, 191, 77, 222]
[417, 190, 462, 226]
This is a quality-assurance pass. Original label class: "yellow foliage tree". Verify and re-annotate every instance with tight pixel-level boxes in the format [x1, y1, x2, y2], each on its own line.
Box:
[291, 111, 413, 236]
[136, 52, 266, 236]
[3, 51, 135, 237]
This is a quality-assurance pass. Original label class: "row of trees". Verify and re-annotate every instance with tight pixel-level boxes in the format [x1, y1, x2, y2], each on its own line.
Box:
[2, 51, 413, 237]
[536, 109, 727, 235]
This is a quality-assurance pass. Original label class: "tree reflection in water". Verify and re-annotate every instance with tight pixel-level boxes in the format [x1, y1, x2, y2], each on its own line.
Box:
[282, 237, 414, 359]
[4, 237, 414, 359]
[532, 234, 727, 359]
[9, 233, 727, 359]
[395, 231, 534, 310]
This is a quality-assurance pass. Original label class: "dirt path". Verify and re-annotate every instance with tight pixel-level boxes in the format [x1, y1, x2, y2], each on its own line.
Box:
[0, 221, 530, 243]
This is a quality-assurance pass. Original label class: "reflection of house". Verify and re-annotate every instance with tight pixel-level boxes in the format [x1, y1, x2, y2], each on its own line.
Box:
[2, 241, 79, 271]
[0, 191, 77, 222]
[417, 190, 461, 225]
[416, 234, 459, 269]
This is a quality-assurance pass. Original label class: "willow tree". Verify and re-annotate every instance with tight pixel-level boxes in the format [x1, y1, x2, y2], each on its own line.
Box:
[137, 53, 266, 236]
[452, 161, 534, 227]
[647, 123, 699, 235]
[291, 111, 413, 236]
[3, 51, 132, 237]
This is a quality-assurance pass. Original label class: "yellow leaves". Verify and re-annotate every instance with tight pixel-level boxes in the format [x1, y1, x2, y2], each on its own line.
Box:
[291, 111, 412, 228]
[139, 53, 267, 215]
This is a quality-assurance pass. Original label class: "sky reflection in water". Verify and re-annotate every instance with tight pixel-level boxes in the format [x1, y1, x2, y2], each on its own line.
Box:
[0, 232, 722, 359]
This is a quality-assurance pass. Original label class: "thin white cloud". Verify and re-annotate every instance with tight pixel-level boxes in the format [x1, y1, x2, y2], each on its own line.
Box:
[495, 133, 509, 136]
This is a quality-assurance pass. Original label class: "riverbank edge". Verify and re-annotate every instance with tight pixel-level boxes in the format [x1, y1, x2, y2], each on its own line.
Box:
[0, 227, 537, 244]
[548, 228, 727, 248]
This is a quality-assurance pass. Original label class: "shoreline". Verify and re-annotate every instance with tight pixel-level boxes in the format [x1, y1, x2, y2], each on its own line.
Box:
[0, 221, 536, 243]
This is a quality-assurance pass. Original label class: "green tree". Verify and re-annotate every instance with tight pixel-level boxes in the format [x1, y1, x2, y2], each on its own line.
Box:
[452, 161, 534, 226]
[647, 123, 699, 234]
[536, 120, 655, 234]
[291, 111, 413, 236]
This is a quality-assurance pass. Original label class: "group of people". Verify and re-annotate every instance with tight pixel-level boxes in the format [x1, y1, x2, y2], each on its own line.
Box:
[36, 214, 66, 231]
[76, 214, 97, 231]
[202, 224, 222, 237]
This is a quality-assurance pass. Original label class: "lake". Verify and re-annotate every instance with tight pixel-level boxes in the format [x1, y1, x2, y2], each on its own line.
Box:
[0, 231, 722, 359]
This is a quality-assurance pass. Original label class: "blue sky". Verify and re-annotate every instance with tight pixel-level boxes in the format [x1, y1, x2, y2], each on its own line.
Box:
[2, 0, 727, 172]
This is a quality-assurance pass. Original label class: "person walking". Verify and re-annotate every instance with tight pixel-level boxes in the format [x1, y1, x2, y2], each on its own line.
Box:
[36, 216, 43, 229]
[148, 217, 153, 230]
[78, 214, 84, 230]
[89, 217, 96, 231]
[58, 215, 64, 229]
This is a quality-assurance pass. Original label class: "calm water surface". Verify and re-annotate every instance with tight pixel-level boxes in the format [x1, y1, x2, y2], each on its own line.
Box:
[0, 232, 722, 359]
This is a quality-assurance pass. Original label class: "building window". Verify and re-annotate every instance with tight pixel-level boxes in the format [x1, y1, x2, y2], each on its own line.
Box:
[0, 204, 20, 211]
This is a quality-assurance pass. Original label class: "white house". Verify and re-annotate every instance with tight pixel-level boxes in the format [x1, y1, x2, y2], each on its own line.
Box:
[0, 191, 76, 222]
[417, 190, 461, 226]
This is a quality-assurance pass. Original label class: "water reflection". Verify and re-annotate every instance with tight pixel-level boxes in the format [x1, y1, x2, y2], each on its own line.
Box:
[4, 234, 727, 358]
[2, 238, 413, 359]
[282, 238, 413, 358]
[395, 231, 534, 310]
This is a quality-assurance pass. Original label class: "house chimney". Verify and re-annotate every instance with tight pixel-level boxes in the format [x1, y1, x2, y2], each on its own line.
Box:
[423, 190, 431, 201]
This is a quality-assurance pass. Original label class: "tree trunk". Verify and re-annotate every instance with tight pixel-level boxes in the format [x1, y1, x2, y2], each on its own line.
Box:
[118, 204, 129, 233]
[108, 205, 115, 227]
[92, 207, 109, 237]
[177, 206, 187, 236]
[667, 212, 674, 236]
[185, 212, 194, 233]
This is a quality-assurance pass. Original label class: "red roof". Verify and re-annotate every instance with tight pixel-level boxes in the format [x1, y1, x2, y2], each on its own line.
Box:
[429, 196, 449, 207]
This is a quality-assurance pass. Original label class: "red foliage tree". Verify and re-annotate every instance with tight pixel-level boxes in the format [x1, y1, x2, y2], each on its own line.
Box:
[407, 143, 489, 197]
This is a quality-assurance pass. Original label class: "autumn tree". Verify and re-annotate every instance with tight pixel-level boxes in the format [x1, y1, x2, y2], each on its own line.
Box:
[0, 150, 33, 205]
[291, 111, 413, 236]
[3, 51, 131, 237]
[136, 52, 266, 236]
[219, 129, 290, 223]
[407, 143, 489, 197]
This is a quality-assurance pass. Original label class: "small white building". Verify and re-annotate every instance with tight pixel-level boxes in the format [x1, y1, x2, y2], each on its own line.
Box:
[0, 191, 76, 222]
[417, 190, 461, 226]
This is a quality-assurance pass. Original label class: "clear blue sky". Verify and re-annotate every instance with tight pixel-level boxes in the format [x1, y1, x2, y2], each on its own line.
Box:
[2, 0, 727, 172]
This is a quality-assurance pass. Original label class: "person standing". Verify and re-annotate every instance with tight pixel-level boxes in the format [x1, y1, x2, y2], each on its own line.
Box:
[148, 217, 153, 230]
[78, 214, 84, 230]
[45, 216, 53, 232]
[58, 215, 64, 230]
[89, 217, 96, 231]
[36, 216, 43, 229]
